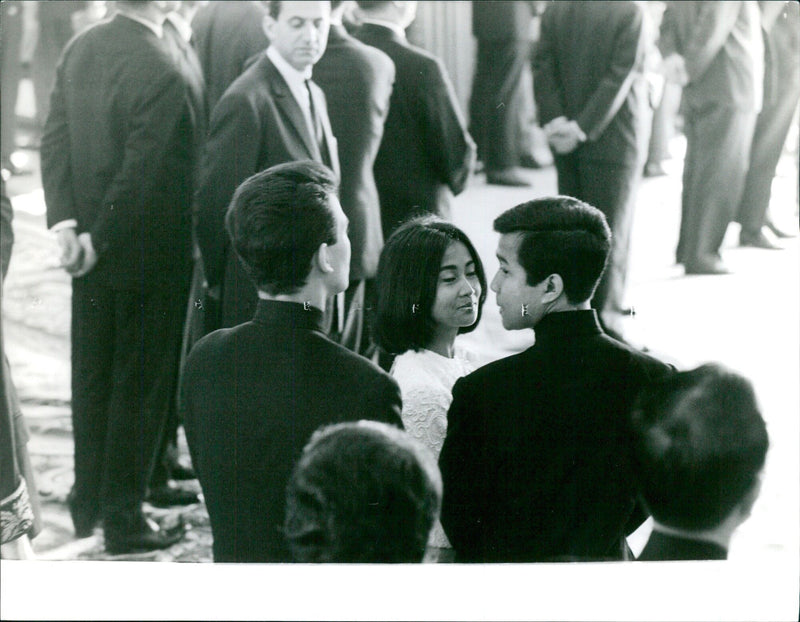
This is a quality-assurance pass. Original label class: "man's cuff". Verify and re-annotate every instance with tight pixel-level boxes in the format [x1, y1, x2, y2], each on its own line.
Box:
[50, 219, 77, 232]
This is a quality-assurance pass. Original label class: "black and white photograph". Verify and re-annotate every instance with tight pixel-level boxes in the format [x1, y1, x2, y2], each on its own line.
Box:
[1, 1, 798, 620]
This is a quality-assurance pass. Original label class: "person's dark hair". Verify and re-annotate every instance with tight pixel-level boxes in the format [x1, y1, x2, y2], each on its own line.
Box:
[374, 216, 487, 355]
[493, 196, 611, 304]
[225, 160, 339, 296]
[284, 421, 442, 563]
[355, 1, 390, 12]
[630, 363, 769, 531]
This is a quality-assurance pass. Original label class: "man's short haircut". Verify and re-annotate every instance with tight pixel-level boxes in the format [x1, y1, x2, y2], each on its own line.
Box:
[374, 216, 487, 355]
[284, 421, 442, 563]
[493, 196, 611, 304]
[225, 160, 339, 296]
[630, 363, 769, 531]
[355, 1, 390, 12]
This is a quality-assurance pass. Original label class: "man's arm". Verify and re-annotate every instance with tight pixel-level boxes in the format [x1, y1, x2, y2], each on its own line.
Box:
[195, 91, 263, 290]
[575, 4, 646, 142]
[532, 4, 566, 126]
[417, 57, 475, 196]
[681, 2, 741, 83]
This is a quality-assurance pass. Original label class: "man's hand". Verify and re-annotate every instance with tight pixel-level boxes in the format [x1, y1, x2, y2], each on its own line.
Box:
[544, 118, 587, 155]
[72, 232, 98, 277]
[56, 228, 85, 275]
[661, 53, 688, 86]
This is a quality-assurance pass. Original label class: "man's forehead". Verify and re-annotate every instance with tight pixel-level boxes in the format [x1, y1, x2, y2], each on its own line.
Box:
[497, 232, 523, 259]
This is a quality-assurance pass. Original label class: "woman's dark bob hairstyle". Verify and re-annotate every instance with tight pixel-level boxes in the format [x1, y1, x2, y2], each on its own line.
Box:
[374, 216, 487, 355]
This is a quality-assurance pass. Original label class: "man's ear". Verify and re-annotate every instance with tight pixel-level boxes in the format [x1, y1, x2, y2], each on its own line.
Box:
[316, 242, 334, 274]
[262, 14, 275, 39]
[542, 274, 564, 302]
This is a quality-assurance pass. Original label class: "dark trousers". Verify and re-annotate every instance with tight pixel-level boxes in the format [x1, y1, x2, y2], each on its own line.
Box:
[677, 105, 756, 263]
[554, 154, 640, 317]
[70, 276, 188, 521]
[1, 4, 22, 161]
[469, 38, 530, 171]
[736, 82, 800, 236]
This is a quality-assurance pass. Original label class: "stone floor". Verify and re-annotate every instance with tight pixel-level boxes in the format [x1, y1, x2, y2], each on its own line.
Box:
[2, 136, 798, 620]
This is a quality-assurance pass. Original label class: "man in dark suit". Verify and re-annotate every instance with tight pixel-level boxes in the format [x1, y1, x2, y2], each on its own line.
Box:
[354, 0, 475, 239]
[659, 1, 763, 274]
[632, 364, 769, 561]
[469, 0, 535, 187]
[182, 161, 403, 562]
[196, 0, 339, 329]
[40, 1, 203, 553]
[190, 0, 269, 114]
[313, 0, 394, 354]
[533, 0, 648, 339]
[736, 0, 800, 248]
[439, 197, 672, 562]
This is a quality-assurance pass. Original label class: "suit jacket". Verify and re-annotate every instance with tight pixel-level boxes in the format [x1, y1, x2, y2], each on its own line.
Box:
[638, 531, 728, 561]
[439, 310, 673, 562]
[354, 23, 475, 238]
[472, 1, 535, 41]
[534, 1, 647, 165]
[195, 53, 339, 327]
[659, 1, 762, 111]
[313, 25, 395, 281]
[190, 1, 269, 114]
[41, 14, 201, 289]
[181, 300, 403, 562]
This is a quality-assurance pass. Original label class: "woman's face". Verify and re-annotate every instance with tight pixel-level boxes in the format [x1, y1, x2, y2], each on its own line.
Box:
[430, 241, 481, 330]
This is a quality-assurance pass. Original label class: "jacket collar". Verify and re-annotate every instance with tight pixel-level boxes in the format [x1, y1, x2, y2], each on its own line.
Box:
[252, 299, 326, 334]
[532, 310, 603, 346]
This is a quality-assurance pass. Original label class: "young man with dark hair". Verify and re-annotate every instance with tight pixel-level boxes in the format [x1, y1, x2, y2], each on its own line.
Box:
[285, 420, 442, 563]
[631, 363, 769, 561]
[182, 160, 402, 562]
[439, 196, 673, 562]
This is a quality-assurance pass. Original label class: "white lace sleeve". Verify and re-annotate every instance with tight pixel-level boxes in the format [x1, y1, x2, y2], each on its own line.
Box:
[400, 382, 452, 460]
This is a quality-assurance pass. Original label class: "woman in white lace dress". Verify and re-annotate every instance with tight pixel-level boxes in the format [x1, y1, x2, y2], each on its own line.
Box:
[374, 217, 487, 559]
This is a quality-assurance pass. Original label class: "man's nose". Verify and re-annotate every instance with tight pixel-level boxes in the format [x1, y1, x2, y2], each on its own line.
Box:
[490, 272, 500, 293]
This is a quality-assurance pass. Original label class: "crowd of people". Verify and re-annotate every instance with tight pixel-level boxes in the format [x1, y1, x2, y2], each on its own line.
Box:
[1, 0, 794, 564]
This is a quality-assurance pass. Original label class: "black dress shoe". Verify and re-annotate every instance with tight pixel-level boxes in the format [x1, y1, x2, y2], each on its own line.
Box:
[146, 483, 200, 507]
[684, 254, 731, 275]
[67, 490, 99, 538]
[519, 153, 544, 169]
[486, 168, 532, 187]
[740, 227, 782, 249]
[104, 513, 185, 555]
[168, 462, 196, 481]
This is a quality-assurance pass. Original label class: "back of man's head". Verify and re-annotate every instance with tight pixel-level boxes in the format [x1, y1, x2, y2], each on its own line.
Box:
[284, 421, 442, 562]
[225, 160, 339, 296]
[493, 196, 611, 304]
[356, 0, 416, 26]
[630, 363, 769, 532]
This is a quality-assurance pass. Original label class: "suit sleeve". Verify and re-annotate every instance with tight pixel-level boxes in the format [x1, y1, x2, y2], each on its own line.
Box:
[680, 2, 741, 83]
[41, 56, 77, 230]
[417, 58, 475, 196]
[575, 5, 646, 142]
[90, 68, 187, 257]
[439, 376, 491, 560]
[532, 6, 566, 125]
[195, 91, 263, 288]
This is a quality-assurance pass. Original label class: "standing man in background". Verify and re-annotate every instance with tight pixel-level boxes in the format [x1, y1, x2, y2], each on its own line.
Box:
[314, 0, 395, 354]
[40, 0, 203, 554]
[196, 0, 339, 329]
[660, 1, 764, 274]
[354, 0, 475, 240]
[534, 0, 648, 339]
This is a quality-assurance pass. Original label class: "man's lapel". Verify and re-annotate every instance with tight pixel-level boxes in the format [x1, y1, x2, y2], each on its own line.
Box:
[264, 58, 321, 160]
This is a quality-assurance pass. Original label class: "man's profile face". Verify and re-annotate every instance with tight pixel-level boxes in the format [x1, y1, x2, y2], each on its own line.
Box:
[265, 1, 331, 72]
[325, 194, 351, 294]
[491, 233, 547, 330]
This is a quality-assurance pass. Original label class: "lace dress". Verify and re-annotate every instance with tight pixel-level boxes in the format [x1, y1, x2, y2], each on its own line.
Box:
[391, 346, 478, 549]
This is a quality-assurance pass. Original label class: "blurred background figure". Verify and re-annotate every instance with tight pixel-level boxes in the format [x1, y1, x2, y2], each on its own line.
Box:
[313, 0, 395, 355]
[533, 0, 648, 340]
[284, 421, 442, 563]
[631, 363, 769, 561]
[190, 0, 269, 113]
[469, 0, 535, 187]
[735, 0, 800, 247]
[0, 180, 42, 559]
[354, 0, 475, 239]
[660, 1, 764, 275]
